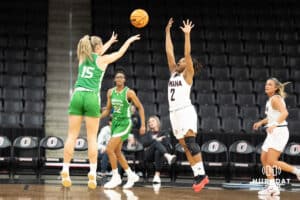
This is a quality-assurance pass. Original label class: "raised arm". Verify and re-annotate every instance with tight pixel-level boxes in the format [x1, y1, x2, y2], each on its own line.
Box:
[100, 89, 113, 120]
[127, 89, 146, 135]
[99, 32, 118, 56]
[97, 34, 140, 70]
[165, 18, 176, 73]
[180, 19, 195, 85]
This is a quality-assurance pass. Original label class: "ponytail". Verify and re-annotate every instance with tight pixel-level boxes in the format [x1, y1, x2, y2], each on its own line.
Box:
[77, 35, 93, 61]
[90, 36, 103, 52]
[269, 77, 290, 98]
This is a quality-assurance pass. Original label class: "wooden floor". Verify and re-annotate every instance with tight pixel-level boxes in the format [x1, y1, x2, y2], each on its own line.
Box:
[0, 183, 299, 200]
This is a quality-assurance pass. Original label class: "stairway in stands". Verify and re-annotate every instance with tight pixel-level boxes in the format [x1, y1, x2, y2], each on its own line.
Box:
[45, 0, 91, 146]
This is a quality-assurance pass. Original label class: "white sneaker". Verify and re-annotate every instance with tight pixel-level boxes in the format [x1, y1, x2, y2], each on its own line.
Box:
[153, 183, 161, 194]
[123, 172, 139, 189]
[104, 174, 122, 189]
[88, 172, 97, 189]
[258, 195, 280, 200]
[123, 189, 139, 200]
[165, 154, 176, 165]
[152, 175, 161, 184]
[258, 185, 280, 196]
[61, 171, 72, 188]
[104, 189, 121, 200]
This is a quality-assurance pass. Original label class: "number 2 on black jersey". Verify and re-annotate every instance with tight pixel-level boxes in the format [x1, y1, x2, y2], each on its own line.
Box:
[170, 88, 175, 101]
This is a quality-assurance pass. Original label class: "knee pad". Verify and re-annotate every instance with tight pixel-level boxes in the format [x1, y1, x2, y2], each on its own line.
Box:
[184, 137, 200, 156]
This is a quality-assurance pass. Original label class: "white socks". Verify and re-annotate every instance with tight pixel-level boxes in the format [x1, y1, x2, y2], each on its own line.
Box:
[191, 162, 205, 176]
[89, 163, 97, 175]
[62, 163, 70, 173]
[268, 179, 276, 187]
[125, 168, 133, 176]
[112, 169, 119, 176]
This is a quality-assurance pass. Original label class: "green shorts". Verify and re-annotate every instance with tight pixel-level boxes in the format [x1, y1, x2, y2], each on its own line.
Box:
[68, 91, 100, 117]
[111, 118, 132, 141]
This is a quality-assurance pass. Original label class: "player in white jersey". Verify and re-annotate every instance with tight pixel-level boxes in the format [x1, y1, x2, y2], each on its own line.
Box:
[253, 78, 300, 196]
[165, 18, 208, 192]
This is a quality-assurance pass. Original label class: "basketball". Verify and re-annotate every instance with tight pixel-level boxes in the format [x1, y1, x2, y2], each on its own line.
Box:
[130, 9, 149, 28]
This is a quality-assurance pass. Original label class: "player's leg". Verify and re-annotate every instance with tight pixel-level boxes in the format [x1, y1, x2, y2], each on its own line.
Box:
[104, 137, 122, 189]
[85, 116, 100, 189]
[61, 115, 83, 187]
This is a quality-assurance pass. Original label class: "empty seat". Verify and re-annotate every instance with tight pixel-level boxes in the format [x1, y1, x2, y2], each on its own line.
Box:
[228, 140, 256, 179]
[134, 64, 153, 78]
[270, 68, 289, 81]
[137, 91, 155, 104]
[219, 105, 239, 118]
[200, 117, 221, 133]
[231, 66, 250, 80]
[11, 136, 39, 178]
[236, 93, 256, 106]
[135, 78, 155, 91]
[4, 61, 24, 75]
[285, 94, 297, 108]
[234, 80, 253, 94]
[132, 51, 151, 64]
[240, 106, 259, 119]
[263, 42, 282, 55]
[3, 88, 23, 100]
[21, 113, 44, 128]
[248, 55, 266, 68]
[3, 100, 23, 113]
[228, 54, 247, 68]
[208, 54, 228, 67]
[23, 88, 44, 101]
[197, 92, 215, 105]
[25, 50, 46, 62]
[24, 63, 46, 75]
[211, 66, 230, 80]
[216, 93, 235, 105]
[155, 79, 168, 91]
[214, 80, 233, 93]
[226, 41, 243, 54]
[221, 117, 242, 133]
[23, 76, 45, 88]
[242, 118, 257, 134]
[206, 41, 225, 54]
[2, 75, 22, 88]
[256, 94, 268, 108]
[24, 101, 44, 113]
[0, 112, 20, 128]
[288, 120, 300, 135]
[4, 48, 24, 61]
[143, 104, 158, 116]
[286, 56, 300, 68]
[244, 41, 263, 54]
[253, 81, 266, 94]
[250, 67, 269, 81]
[199, 105, 218, 118]
[193, 80, 213, 93]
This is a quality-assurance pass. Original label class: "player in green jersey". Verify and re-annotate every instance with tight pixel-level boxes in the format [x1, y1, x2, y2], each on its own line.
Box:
[61, 33, 140, 189]
[101, 69, 146, 189]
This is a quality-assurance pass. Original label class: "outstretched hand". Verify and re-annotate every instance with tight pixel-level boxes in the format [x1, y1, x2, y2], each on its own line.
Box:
[128, 34, 141, 43]
[180, 19, 194, 34]
[109, 31, 118, 44]
[166, 18, 174, 31]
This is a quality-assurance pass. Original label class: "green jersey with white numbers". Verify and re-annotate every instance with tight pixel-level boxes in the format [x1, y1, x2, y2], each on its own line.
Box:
[111, 87, 131, 120]
[75, 53, 104, 92]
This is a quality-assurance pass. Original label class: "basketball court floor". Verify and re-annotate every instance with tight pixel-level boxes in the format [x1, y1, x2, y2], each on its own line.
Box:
[0, 181, 299, 200]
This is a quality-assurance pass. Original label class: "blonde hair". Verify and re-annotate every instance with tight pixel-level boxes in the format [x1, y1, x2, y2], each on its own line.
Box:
[268, 77, 290, 98]
[90, 36, 103, 51]
[147, 115, 161, 132]
[77, 35, 92, 61]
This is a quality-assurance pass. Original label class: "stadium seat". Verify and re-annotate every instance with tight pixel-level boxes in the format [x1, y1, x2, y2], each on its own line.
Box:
[229, 140, 256, 180]
[0, 136, 12, 179]
[201, 139, 229, 181]
[39, 136, 64, 177]
[11, 136, 40, 179]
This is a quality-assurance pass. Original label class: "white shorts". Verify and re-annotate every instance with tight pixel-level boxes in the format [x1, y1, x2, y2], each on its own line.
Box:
[169, 105, 198, 139]
[261, 126, 289, 152]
